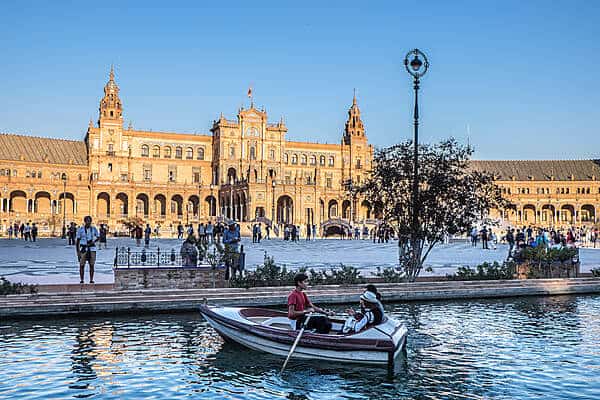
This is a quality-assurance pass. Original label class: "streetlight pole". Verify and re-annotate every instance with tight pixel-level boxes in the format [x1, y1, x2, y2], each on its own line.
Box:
[61, 173, 67, 239]
[272, 180, 276, 224]
[210, 183, 215, 219]
[404, 49, 429, 243]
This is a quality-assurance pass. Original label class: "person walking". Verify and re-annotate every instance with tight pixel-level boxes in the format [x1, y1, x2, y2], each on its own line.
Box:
[506, 228, 515, 259]
[198, 223, 206, 244]
[135, 225, 143, 246]
[7, 224, 13, 239]
[223, 222, 241, 279]
[206, 221, 214, 244]
[480, 226, 489, 249]
[177, 223, 184, 239]
[76, 216, 99, 284]
[31, 223, 38, 242]
[24, 223, 31, 241]
[144, 224, 152, 248]
[265, 224, 271, 240]
[99, 224, 108, 249]
[312, 224, 317, 241]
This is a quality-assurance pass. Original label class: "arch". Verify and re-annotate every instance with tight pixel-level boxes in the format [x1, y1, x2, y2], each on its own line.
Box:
[560, 204, 575, 224]
[171, 195, 183, 217]
[96, 192, 111, 217]
[116, 193, 129, 217]
[522, 204, 536, 223]
[197, 147, 205, 160]
[58, 192, 76, 215]
[540, 204, 555, 224]
[342, 199, 351, 219]
[319, 155, 326, 166]
[154, 194, 167, 217]
[205, 195, 217, 217]
[301, 154, 307, 165]
[9, 190, 27, 213]
[175, 146, 183, 159]
[136, 193, 149, 217]
[580, 204, 595, 223]
[249, 145, 256, 160]
[310, 155, 316, 165]
[141, 144, 149, 157]
[360, 199, 371, 220]
[291, 154, 298, 164]
[328, 156, 335, 166]
[277, 195, 294, 224]
[283, 153, 289, 164]
[35, 191, 52, 214]
[188, 195, 200, 218]
[328, 199, 339, 219]
[186, 147, 193, 160]
[164, 146, 172, 158]
[152, 145, 160, 158]
[227, 167, 237, 184]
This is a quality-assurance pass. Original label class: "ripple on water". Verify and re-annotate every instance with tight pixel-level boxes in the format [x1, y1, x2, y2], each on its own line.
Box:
[1, 296, 600, 399]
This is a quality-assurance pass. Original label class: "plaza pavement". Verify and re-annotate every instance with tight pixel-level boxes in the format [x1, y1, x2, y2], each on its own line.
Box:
[0, 237, 598, 285]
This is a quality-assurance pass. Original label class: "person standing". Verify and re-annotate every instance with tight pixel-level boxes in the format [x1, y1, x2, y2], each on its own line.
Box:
[206, 221, 214, 244]
[265, 224, 271, 240]
[7, 224, 13, 239]
[223, 222, 241, 279]
[31, 223, 38, 242]
[24, 223, 31, 241]
[135, 225, 143, 246]
[506, 228, 515, 259]
[177, 223, 184, 239]
[198, 223, 206, 244]
[480, 226, 489, 249]
[76, 216, 99, 284]
[306, 223, 311, 241]
[312, 224, 317, 240]
[99, 224, 108, 249]
[144, 224, 152, 248]
[19, 223, 25, 239]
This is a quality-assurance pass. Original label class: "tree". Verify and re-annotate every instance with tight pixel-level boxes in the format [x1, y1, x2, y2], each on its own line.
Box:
[360, 138, 512, 282]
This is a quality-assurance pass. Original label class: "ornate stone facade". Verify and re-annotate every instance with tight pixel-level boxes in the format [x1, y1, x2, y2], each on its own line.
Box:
[0, 68, 374, 236]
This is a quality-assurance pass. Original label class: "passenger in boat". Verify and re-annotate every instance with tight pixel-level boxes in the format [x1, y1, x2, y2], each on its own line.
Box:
[342, 289, 385, 334]
[288, 273, 333, 334]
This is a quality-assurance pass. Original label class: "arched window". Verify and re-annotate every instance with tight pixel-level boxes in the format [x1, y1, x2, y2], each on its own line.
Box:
[320, 155, 325, 166]
[310, 155, 316, 165]
[141, 145, 149, 157]
[269, 148, 275, 160]
[283, 153, 289, 164]
[164, 146, 172, 158]
[328, 156, 335, 166]
[291, 154, 298, 164]
[250, 146, 256, 160]
[301, 154, 307, 165]
[153, 145, 160, 158]
[229, 146, 235, 159]
[186, 147, 193, 159]
[175, 147, 183, 159]
[197, 147, 205, 160]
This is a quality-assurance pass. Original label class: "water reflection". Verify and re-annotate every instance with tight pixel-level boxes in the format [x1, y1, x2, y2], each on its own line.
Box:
[1, 295, 599, 399]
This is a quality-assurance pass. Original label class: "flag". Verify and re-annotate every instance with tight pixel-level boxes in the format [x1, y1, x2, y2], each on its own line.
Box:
[247, 86, 252, 98]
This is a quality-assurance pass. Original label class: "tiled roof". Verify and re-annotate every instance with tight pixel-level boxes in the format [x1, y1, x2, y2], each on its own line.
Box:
[470, 160, 600, 181]
[0, 133, 88, 165]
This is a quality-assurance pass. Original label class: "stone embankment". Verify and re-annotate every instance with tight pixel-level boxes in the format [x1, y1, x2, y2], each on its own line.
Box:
[1, 278, 600, 319]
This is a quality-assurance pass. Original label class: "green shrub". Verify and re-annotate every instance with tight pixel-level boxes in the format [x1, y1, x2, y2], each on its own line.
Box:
[0, 277, 38, 295]
[374, 267, 405, 283]
[447, 261, 515, 281]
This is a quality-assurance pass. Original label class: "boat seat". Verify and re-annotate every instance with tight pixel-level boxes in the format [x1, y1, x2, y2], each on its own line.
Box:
[260, 317, 293, 330]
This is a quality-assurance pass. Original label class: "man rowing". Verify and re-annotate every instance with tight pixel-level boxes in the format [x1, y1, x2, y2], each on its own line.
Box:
[287, 273, 333, 334]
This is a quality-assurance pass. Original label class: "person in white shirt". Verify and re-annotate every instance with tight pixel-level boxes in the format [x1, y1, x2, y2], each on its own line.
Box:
[76, 216, 99, 284]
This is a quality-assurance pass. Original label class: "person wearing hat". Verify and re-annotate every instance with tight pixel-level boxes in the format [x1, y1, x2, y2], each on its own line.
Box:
[342, 286, 385, 333]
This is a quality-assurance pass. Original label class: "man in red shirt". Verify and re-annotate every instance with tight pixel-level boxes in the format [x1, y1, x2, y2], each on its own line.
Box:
[288, 273, 332, 333]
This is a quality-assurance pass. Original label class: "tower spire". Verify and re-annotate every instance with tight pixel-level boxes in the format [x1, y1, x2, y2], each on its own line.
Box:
[98, 65, 123, 126]
[353, 88, 357, 106]
[343, 91, 365, 142]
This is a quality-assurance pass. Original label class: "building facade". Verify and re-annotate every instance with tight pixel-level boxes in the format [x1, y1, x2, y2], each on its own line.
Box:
[0, 69, 374, 236]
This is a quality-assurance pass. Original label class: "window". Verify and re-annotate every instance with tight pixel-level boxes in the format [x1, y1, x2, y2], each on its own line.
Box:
[197, 147, 205, 160]
[164, 147, 172, 158]
[249, 146, 256, 160]
[326, 178, 332, 188]
[153, 146, 160, 158]
[141, 145, 149, 157]
[285, 175, 292, 184]
[186, 147, 193, 160]
[175, 147, 182, 159]
[291, 154, 298, 164]
[108, 163, 113, 172]
[328, 156, 334, 167]
[229, 146, 235, 159]
[143, 166, 152, 181]
[310, 155, 316, 165]
[121, 174, 128, 182]
[356, 158, 362, 169]
[168, 168, 177, 182]
[193, 167, 201, 183]
[107, 143, 114, 154]
[320, 155, 325, 166]
[283, 153, 289, 164]
[301, 155, 307, 165]
[269, 149, 275, 161]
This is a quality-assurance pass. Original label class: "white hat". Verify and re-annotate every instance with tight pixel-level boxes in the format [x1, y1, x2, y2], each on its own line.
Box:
[360, 290, 378, 303]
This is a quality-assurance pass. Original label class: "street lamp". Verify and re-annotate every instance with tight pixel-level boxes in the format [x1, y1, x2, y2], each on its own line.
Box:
[271, 180, 276, 224]
[404, 49, 429, 240]
[61, 173, 67, 239]
[209, 183, 215, 218]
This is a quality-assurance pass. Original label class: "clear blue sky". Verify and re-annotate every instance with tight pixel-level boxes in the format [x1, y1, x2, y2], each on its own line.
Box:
[1, 0, 599, 160]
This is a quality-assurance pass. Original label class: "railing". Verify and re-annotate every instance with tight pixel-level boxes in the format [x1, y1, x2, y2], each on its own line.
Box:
[114, 247, 183, 267]
[106, 151, 116, 156]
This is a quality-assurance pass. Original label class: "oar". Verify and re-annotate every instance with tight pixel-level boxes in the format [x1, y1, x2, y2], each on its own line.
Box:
[280, 313, 312, 374]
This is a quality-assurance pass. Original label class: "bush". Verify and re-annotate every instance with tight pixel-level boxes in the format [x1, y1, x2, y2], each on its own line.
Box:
[0, 277, 38, 295]
[374, 267, 405, 283]
[229, 254, 365, 288]
[447, 261, 515, 281]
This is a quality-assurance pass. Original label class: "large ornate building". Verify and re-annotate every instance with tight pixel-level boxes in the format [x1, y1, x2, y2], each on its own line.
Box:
[1, 69, 599, 237]
[0, 68, 374, 236]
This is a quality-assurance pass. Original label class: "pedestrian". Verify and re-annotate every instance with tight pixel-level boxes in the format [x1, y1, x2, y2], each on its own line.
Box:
[206, 221, 214, 243]
[257, 223, 262, 243]
[7, 224, 13, 239]
[223, 222, 241, 279]
[265, 224, 271, 240]
[135, 225, 143, 246]
[76, 216, 99, 284]
[506, 228, 515, 259]
[306, 223, 311, 241]
[312, 224, 317, 240]
[177, 223, 184, 239]
[144, 223, 151, 248]
[480, 226, 489, 249]
[31, 223, 38, 242]
[198, 223, 206, 244]
[24, 223, 31, 241]
[99, 224, 108, 249]
[19, 223, 24, 239]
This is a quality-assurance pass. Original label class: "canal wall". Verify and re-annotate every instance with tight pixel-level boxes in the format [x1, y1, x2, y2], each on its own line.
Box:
[2, 278, 600, 319]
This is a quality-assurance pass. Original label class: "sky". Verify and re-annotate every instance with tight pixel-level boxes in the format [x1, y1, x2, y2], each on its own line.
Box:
[1, 0, 599, 160]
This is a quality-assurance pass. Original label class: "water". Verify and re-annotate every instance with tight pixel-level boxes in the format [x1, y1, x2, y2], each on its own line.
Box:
[1, 295, 599, 399]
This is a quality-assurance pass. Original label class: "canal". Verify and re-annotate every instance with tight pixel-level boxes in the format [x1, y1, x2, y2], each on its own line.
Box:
[1, 294, 599, 399]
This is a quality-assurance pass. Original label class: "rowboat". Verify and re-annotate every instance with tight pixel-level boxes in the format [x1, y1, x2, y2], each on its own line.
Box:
[199, 305, 408, 368]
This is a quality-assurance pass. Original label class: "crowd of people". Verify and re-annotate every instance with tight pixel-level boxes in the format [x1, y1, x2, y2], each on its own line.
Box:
[5, 222, 39, 241]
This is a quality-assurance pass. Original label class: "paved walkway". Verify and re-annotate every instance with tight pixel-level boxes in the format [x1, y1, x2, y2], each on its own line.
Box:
[2, 278, 599, 319]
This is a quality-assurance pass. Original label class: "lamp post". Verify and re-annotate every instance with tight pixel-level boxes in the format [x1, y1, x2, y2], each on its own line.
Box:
[210, 183, 215, 219]
[61, 173, 67, 239]
[404, 49, 429, 242]
[271, 180, 276, 224]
